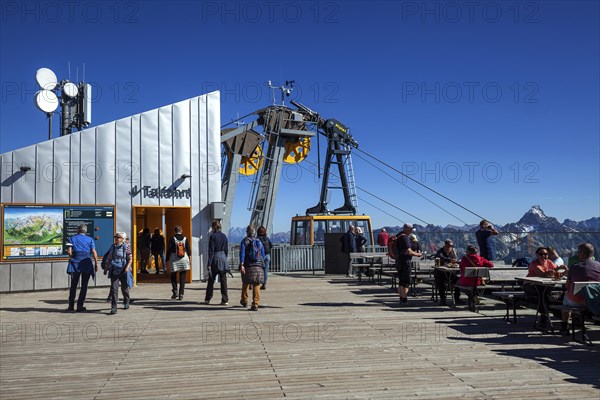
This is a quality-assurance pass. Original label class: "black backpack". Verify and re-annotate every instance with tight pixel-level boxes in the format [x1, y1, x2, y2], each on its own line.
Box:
[258, 236, 271, 255]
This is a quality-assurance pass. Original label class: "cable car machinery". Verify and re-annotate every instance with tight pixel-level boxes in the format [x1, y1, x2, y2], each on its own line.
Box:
[220, 81, 361, 237]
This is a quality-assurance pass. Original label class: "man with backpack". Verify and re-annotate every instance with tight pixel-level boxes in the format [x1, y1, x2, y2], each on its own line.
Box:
[257, 226, 273, 290]
[166, 225, 191, 300]
[239, 225, 265, 311]
[396, 224, 422, 306]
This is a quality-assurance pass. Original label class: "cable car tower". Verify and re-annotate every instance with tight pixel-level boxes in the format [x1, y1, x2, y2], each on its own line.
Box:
[220, 81, 359, 235]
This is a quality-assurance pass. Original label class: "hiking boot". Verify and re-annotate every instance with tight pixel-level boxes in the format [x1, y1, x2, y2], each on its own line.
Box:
[260, 284, 266, 290]
[250, 305, 258, 311]
[220, 301, 228, 305]
[171, 291, 177, 300]
[67, 306, 75, 313]
[123, 303, 129, 310]
[240, 300, 248, 308]
[202, 300, 210, 305]
[76, 306, 87, 312]
[109, 308, 117, 315]
[178, 295, 183, 301]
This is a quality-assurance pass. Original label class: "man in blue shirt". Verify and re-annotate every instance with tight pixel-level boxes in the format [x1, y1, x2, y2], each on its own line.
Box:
[66, 224, 99, 312]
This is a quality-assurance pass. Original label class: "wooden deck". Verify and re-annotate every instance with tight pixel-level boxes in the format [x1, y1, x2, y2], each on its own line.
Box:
[1, 273, 599, 399]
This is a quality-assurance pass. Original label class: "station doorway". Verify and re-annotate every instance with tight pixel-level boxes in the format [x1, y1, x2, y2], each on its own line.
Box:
[132, 206, 192, 285]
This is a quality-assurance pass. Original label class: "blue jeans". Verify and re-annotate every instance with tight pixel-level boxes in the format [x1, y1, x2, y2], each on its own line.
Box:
[263, 254, 271, 284]
[68, 271, 91, 308]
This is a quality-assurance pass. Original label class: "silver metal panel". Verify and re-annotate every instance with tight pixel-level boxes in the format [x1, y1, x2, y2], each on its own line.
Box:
[115, 117, 133, 233]
[189, 97, 203, 278]
[11, 263, 34, 291]
[0, 153, 13, 202]
[53, 135, 72, 204]
[140, 109, 160, 206]
[69, 133, 81, 203]
[51, 262, 68, 289]
[12, 145, 36, 203]
[0, 264, 10, 291]
[159, 106, 174, 207]
[95, 269, 111, 287]
[172, 102, 190, 207]
[79, 129, 97, 203]
[96, 122, 116, 204]
[35, 140, 54, 203]
[34, 262, 52, 290]
[129, 114, 141, 205]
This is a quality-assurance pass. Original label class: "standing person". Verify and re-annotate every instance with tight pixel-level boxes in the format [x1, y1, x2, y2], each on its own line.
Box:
[340, 225, 356, 277]
[257, 226, 273, 290]
[355, 227, 367, 252]
[166, 225, 191, 300]
[377, 228, 389, 247]
[66, 224, 99, 312]
[395, 224, 422, 305]
[151, 228, 166, 274]
[105, 233, 135, 304]
[239, 225, 265, 311]
[102, 232, 132, 315]
[138, 227, 151, 274]
[434, 239, 461, 306]
[559, 243, 600, 333]
[204, 220, 229, 305]
[409, 234, 421, 253]
[458, 245, 494, 309]
[476, 219, 498, 261]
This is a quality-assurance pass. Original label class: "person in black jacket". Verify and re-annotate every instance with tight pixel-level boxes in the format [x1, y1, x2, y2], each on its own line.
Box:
[151, 228, 166, 274]
[203, 220, 229, 305]
[340, 225, 356, 277]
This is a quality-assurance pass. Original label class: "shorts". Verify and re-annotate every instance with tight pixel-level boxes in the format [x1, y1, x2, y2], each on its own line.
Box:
[396, 259, 411, 287]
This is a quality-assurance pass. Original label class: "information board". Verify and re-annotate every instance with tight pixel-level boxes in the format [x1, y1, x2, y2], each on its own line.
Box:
[1, 204, 115, 261]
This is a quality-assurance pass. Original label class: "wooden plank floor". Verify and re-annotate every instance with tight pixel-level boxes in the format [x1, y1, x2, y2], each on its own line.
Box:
[1, 273, 599, 399]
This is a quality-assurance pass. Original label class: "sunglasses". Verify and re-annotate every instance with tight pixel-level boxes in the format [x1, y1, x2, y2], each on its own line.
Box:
[114, 236, 123, 239]
[538, 252, 548, 256]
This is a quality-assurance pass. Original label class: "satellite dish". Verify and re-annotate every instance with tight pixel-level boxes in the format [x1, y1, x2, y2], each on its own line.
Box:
[63, 82, 79, 98]
[35, 68, 58, 90]
[34, 90, 58, 113]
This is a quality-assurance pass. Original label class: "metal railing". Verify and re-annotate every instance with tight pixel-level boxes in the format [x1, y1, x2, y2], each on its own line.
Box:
[227, 232, 600, 274]
[228, 244, 326, 274]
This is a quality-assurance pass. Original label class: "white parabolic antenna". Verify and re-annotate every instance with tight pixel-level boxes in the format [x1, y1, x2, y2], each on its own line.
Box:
[35, 67, 58, 90]
[34, 90, 59, 113]
[63, 82, 79, 98]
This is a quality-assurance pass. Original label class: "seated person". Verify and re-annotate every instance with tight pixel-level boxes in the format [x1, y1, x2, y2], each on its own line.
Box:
[434, 239, 460, 305]
[524, 247, 563, 326]
[548, 246, 565, 267]
[559, 243, 600, 333]
[458, 245, 494, 308]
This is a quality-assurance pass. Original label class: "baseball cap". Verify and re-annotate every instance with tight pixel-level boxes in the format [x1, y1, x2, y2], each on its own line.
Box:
[445, 239, 454, 246]
[403, 223, 414, 230]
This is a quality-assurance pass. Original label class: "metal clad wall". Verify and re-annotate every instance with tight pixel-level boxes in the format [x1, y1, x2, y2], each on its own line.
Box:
[0, 153, 11, 201]
[12, 146, 35, 202]
[172, 102, 191, 208]
[80, 129, 96, 203]
[69, 133, 81, 203]
[0, 91, 221, 292]
[36, 141, 53, 203]
[140, 110, 159, 207]
[96, 122, 117, 204]
[53, 135, 71, 204]
[115, 118, 133, 233]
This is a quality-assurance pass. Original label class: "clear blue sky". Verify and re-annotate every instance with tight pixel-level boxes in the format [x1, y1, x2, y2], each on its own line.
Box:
[1, 1, 599, 232]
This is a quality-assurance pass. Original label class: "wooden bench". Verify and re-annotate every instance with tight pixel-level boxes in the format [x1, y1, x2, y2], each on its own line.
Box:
[491, 291, 529, 324]
[549, 304, 593, 345]
[456, 268, 528, 312]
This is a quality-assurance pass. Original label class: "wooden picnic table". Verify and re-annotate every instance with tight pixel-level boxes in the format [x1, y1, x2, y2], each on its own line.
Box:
[517, 276, 566, 333]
